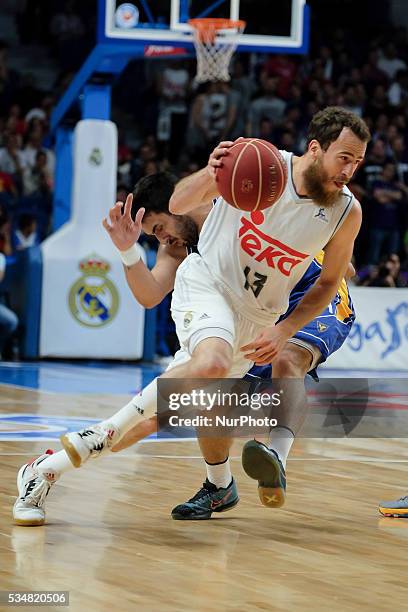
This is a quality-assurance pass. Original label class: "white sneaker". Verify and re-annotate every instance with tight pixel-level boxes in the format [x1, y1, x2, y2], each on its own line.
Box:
[13, 450, 58, 526]
[60, 423, 119, 468]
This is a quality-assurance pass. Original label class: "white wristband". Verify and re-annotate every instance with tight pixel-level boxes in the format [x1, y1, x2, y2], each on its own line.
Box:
[119, 244, 141, 267]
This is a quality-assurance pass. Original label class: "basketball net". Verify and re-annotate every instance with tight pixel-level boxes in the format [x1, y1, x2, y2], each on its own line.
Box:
[188, 18, 246, 83]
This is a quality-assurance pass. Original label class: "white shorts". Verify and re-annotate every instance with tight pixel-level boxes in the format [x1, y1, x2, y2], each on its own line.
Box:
[168, 254, 279, 378]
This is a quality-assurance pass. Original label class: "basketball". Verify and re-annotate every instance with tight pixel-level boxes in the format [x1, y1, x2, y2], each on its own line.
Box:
[215, 138, 288, 211]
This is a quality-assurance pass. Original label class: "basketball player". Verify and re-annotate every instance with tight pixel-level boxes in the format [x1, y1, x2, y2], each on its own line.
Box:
[13, 106, 370, 525]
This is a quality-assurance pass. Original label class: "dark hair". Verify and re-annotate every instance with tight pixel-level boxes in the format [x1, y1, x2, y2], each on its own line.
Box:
[18, 213, 36, 231]
[131, 172, 177, 221]
[36, 150, 47, 161]
[307, 106, 371, 151]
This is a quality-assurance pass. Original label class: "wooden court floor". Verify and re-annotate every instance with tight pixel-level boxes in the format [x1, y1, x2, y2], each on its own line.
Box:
[1, 385, 408, 612]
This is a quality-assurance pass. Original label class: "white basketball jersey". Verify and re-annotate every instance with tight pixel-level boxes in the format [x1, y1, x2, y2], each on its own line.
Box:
[197, 150, 355, 319]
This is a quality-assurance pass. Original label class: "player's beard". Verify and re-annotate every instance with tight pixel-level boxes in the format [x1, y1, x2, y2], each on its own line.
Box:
[175, 215, 199, 247]
[303, 158, 342, 208]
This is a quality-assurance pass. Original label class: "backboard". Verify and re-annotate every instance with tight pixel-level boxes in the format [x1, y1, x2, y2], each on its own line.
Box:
[98, 0, 309, 53]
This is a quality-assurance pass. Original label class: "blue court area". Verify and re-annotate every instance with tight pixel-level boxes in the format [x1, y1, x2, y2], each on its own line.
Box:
[0, 360, 406, 394]
[0, 360, 163, 394]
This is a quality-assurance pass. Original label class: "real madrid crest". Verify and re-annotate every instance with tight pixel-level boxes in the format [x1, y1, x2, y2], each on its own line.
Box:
[68, 255, 119, 328]
[183, 311, 193, 329]
[89, 147, 103, 166]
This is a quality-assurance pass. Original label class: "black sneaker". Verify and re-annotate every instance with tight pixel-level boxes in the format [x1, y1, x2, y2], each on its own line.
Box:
[171, 478, 239, 520]
[242, 440, 286, 508]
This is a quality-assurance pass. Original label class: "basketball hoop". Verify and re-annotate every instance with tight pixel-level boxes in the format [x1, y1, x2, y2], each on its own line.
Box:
[188, 18, 246, 83]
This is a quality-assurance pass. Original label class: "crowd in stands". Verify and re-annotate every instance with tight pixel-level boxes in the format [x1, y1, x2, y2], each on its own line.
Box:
[0, 1, 408, 357]
[118, 38, 408, 283]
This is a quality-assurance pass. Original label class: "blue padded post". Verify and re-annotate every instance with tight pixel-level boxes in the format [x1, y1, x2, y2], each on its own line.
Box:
[53, 126, 74, 231]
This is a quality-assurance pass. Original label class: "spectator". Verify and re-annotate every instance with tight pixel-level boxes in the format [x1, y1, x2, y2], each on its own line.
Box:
[156, 60, 191, 163]
[246, 77, 286, 137]
[22, 126, 55, 175]
[130, 141, 158, 185]
[261, 54, 298, 99]
[377, 42, 407, 81]
[12, 213, 39, 251]
[0, 252, 18, 359]
[391, 135, 408, 184]
[186, 81, 237, 163]
[361, 49, 389, 88]
[340, 85, 364, 117]
[365, 84, 390, 120]
[366, 259, 396, 287]
[22, 150, 53, 197]
[142, 160, 160, 177]
[354, 138, 390, 199]
[7, 104, 26, 136]
[387, 253, 407, 287]
[230, 59, 255, 111]
[388, 69, 408, 107]
[367, 162, 404, 264]
[0, 133, 26, 186]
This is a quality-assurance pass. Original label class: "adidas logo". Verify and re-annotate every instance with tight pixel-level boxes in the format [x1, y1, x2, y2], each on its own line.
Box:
[199, 313, 210, 320]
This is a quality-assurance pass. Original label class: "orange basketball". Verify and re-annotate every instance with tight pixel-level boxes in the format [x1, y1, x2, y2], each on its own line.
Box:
[215, 138, 287, 211]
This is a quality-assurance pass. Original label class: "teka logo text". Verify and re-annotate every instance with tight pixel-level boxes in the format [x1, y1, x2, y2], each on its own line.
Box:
[239, 211, 309, 277]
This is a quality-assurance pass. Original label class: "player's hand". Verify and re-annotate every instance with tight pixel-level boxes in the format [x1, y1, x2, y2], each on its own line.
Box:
[102, 193, 145, 252]
[207, 137, 245, 179]
[240, 323, 293, 365]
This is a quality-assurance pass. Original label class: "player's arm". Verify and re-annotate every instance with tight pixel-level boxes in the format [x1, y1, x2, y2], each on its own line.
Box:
[103, 193, 185, 308]
[124, 244, 184, 308]
[280, 201, 362, 334]
[169, 139, 242, 214]
[241, 201, 362, 364]
[345, 261, 356, 280]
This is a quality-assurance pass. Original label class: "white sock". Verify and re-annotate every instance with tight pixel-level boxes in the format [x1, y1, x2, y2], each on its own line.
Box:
[36, 450, 74, 478]
[101, 378, 158, 436]
[205, 457, 232, 489]
[268, 427, 294, 469]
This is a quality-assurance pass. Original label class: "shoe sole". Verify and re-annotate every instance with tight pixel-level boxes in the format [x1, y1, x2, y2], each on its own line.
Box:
[14, 517, 45, 526]
[242, 440, 285, 508]
[60, 434, 82, 468]
[13, 465, 45, 526]
[379, 506, 408, 518]
[171, 497, 239, 520]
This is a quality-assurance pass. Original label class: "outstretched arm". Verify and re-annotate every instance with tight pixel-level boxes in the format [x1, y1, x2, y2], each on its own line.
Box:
[103, 193, 185, 308]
